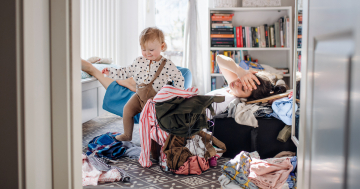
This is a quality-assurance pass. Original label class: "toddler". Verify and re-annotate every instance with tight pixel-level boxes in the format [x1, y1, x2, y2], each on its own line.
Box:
[102, 27, 185, 141]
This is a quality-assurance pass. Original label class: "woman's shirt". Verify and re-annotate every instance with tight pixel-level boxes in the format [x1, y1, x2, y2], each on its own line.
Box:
[205, 87, 241, 119]
[107, 56, 185, 92]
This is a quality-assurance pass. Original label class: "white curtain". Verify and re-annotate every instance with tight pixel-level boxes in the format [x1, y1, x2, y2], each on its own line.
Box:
[183, 0, 206, 94]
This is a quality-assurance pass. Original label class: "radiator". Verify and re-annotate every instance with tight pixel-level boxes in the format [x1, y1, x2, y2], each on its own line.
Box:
[81, 0, 121, 64]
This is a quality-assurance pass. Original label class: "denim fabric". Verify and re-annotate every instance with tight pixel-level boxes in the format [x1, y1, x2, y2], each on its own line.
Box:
[253, 106, 273, 117]
[86, 132, 126, 160]
[102, 67, 192, 123]
[272, 97, 298, 125]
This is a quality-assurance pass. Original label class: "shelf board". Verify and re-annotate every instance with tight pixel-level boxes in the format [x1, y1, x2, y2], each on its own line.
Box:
[297, 48, 302, 51]
[209, 6, 291, 12]
[210, 73, 223, 77]
[210, 47, 291, 51]
[283, 74, 290, 77]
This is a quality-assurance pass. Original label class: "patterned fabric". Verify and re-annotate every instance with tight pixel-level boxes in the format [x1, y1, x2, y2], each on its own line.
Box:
[107, 56, 185, 92]
[81, 63, 119, 79]
[221, 151, 259, 189]
[138, 85, 199, 168]
[86, 132, 126, 160]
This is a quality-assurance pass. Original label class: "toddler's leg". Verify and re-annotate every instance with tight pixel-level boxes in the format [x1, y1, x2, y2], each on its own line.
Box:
[116, 94, 143, 141]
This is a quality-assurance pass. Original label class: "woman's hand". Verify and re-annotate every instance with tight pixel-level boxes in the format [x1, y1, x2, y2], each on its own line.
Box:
[237, 70, 261, 91]
[102, 68, 109, 75]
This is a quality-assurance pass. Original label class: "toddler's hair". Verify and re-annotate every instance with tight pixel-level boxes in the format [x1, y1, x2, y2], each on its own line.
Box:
[139, 27, 167, 52]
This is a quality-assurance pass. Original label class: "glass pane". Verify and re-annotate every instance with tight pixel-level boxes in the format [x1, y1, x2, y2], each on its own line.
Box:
[155, 0, 188, 66]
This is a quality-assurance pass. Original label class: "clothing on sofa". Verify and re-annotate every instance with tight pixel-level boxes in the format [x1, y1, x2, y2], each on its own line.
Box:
[272, 97, 298, 125]
[277, 125, 292, 143]
[254, 106, 274, 117]
[234, 102, 260, 127]
[155, 95, 225, 137]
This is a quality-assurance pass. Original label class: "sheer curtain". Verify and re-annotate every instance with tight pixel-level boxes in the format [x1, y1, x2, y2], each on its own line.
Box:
[182, 0, 208, 94]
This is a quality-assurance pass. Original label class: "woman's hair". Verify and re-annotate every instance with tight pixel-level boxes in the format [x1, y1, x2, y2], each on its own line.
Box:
[139, 27, 167, 52]
[247, 72, 288, 101]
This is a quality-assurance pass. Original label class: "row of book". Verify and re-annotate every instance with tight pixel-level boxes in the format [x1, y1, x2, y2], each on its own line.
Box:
[210, 13, 291, 48]
[297, 12, 302, 48]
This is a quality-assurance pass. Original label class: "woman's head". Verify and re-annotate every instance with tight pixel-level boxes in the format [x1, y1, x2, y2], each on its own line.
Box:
[139, 27, 167, 61]
[229, 72, 287, 100]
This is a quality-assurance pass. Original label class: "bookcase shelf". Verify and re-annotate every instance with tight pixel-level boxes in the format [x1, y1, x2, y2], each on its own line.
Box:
[207, 6, 293, 93]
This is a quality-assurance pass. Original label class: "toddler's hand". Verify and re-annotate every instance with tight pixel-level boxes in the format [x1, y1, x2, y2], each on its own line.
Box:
[102, 68, 109, 75]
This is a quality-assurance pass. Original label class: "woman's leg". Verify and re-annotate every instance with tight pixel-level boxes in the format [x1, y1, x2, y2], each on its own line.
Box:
[81, 59, 114, 89]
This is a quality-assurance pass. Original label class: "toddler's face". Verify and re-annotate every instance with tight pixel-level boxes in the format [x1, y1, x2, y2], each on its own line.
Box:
[141, 40, 164, 61]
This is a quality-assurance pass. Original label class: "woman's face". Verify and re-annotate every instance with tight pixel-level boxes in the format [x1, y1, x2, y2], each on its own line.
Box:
[229, 79, 252, 98]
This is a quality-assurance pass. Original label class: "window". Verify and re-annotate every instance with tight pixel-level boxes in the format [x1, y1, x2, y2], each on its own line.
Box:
[155, 0, 188, 66]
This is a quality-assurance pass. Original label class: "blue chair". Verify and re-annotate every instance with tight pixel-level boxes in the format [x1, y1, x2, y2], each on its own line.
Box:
[103, 67, 192, 123]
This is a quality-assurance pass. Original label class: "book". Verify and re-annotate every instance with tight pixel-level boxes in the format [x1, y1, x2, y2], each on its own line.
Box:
[286, 17, 290, 48]
[257, 26, 260, 47]
[280, 17, 284, 47]
[211, 31, 234, 34]
[248, 27, 252, 48]
[211, 77, 216, 91]
[211, 15, 233, 21]
[210, 34, 234, 38]
[239, 60, 265, 71]
[210, 51, 214, 73]
[211, 28, 233, 32]
[242, 27, 246, 47]
[270, 25, 275, 47]
[274, 22, 280, 47]
[252, 27, 256, 47]
[283, 16, 287, 47]
[212, 21, 232, 24]
[212, 25, 233, 28]
[211, 38, 234, 41]
[236, 26, 241, 47]
[260, 25, 266, 47]
[212, 44, 233, 47]
[264, 24, 269, 47]
[212, 13, 234, 16]
[233, 27, 237, 47]
[211, 41, 234, 45]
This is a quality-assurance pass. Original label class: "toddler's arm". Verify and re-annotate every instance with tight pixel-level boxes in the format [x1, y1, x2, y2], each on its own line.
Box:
[165, 59, 185, 90]
[107, 58, 137, 80]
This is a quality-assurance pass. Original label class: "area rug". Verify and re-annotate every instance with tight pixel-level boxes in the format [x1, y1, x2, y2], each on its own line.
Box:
[82, 113, 228, 189]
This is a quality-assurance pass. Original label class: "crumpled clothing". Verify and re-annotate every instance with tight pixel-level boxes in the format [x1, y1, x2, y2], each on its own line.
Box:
[163, 134, 193, 170]
[227, 98, 241, 118]
[121, 141, 141, 160]
[274, 151, 296, 158]
[185, 135, 206, 158]
[82, 154, 122, 186]
[174, 156, 209, 175]
[234, 102, 260, 127]
[248, 157, 293, 189]
[197, 131, 226, 160]
[249, 151, 261, 159]
[254, 106, 273, 117]
[86, 132, 126, 160]
[218, 174, 243, 189]
[221, 151, 259, 189]
[272, 97, 298, 125]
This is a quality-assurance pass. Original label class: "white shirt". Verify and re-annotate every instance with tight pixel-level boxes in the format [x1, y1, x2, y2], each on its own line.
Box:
[107, 56, 184, 92]
[205, 87, 238, 119]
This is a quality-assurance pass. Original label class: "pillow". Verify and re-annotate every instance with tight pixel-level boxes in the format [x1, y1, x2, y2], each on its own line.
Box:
[81, 64, 120, 79]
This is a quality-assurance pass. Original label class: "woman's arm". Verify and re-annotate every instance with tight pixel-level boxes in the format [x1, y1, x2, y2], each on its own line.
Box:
[216, 55, 260, 90]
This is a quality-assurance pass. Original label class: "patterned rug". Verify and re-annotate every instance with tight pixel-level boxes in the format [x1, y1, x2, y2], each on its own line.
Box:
[82, 113, 229, 189]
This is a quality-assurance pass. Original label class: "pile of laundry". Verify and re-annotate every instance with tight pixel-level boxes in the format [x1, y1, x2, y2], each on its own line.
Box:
[218, 151, 297, 189]
[82, 132, 141, 186]
[162, 130, 226, 175]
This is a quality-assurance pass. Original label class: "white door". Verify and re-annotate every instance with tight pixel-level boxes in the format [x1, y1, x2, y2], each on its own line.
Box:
[302, 0, 360, 188]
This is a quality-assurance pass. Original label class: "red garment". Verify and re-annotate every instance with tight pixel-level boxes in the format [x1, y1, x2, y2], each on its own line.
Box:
[174, 156, 209, 175]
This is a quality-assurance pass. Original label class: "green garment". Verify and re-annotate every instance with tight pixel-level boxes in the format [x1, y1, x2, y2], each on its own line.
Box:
[155, 95, 225, 137]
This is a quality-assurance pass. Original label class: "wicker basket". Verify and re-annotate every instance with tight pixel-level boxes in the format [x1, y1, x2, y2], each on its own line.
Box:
[213, 0, 238, 8]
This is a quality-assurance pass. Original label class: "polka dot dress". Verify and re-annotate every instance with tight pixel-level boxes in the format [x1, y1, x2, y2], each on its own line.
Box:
[108, 56, 185, 92]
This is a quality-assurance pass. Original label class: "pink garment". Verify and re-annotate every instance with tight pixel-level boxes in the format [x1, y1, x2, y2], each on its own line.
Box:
[138, 86, 199, 168]
[248, 158, 293, 189]
[82, 154, 121, 186]
[174, 156, 209, 175]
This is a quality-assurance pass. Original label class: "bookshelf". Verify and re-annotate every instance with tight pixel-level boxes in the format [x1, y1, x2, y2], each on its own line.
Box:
[208, 6, 293, 92]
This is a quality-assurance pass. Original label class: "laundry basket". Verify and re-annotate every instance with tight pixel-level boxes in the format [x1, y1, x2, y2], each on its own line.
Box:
[213, 0, 238, 8]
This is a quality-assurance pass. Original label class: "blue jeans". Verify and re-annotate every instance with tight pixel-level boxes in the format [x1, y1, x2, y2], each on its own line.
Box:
[103, 66, 192, 123]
